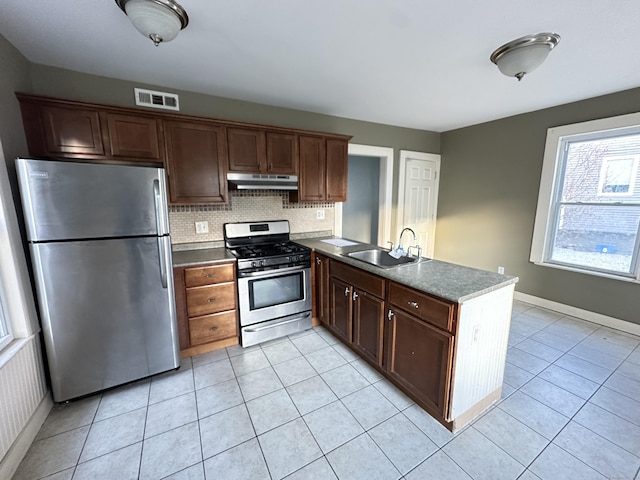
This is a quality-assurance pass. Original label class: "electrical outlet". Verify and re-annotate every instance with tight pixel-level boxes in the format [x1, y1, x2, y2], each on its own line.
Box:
[195, 221, 209, 234]
[316, 209, 325, 220]
[498, 266, 505, 274]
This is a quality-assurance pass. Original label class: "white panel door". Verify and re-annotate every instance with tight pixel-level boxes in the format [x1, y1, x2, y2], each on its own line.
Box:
[399, 151, 440, 257]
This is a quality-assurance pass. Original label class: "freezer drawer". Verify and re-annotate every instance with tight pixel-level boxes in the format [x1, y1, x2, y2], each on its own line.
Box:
[30, 236, 179, 401]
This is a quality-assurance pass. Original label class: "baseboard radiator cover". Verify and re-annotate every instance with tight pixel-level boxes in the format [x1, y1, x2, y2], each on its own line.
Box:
[0, 334, 48, 463]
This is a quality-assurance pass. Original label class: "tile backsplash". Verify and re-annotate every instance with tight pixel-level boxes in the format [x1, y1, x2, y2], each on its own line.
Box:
[169, 190, 335, 244]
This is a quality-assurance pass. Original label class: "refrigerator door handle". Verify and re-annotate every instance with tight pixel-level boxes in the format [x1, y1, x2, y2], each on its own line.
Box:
[153, 180, 169, 289]
[158, 237, 169, 289]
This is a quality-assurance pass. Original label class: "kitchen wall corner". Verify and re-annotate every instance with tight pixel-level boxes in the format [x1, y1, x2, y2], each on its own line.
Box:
[169, 190, 335, 244]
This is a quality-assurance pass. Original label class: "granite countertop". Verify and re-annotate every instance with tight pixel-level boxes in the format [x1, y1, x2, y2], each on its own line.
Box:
[172, 247, 236, 268]
[294, 236, 519, 303]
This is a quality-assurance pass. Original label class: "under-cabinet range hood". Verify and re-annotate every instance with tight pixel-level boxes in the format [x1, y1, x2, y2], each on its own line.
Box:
[227, 173, 298, 190]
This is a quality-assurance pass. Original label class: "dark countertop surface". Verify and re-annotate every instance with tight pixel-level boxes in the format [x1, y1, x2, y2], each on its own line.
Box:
[295, 236, 519, 303]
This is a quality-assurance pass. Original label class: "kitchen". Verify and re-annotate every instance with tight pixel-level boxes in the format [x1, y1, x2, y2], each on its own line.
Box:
[1, 1, 640, 480]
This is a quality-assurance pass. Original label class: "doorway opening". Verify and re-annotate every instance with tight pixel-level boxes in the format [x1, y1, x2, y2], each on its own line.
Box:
[335, 145, 394, 247]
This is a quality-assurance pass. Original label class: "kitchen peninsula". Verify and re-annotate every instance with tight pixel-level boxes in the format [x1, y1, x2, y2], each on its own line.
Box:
[296, 237, 519, 432]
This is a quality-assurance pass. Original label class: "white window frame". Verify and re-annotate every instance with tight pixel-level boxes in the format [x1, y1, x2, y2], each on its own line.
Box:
[531, 111, 640, 282]
[596, 155, 638, 196]
[0, 281, 12, 351]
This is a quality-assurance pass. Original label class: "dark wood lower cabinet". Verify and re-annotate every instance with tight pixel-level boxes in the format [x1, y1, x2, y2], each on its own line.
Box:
[329, 277, 352, 342]
[352, 290, 385, 366]
[386, 308, 453, 417]
[313, 254, 330, 325]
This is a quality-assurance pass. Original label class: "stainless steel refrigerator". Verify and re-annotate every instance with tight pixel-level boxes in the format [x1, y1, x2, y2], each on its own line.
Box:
[16, 158, 180, 402]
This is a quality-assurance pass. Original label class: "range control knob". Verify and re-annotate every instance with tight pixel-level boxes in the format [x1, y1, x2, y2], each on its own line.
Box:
[259, 260, 265, 267]
[251, 261, 257, 268]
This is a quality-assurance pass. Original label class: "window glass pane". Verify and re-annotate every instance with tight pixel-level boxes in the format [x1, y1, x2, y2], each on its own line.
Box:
[562, 134, 640, 203]
[550, 204, 640, 275]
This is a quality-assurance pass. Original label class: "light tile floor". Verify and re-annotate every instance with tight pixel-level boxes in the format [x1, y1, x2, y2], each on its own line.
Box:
[13, 301, 640, 480]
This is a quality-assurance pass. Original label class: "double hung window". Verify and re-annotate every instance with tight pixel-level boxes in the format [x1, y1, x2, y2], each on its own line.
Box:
[531, 112, 640, 280]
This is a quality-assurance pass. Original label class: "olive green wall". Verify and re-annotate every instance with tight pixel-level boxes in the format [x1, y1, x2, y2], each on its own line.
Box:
[0, 34, 31, 200]
[438, 88, 640, 325]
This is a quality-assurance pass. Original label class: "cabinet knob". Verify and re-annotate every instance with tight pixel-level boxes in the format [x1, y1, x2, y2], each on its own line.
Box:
[387, 310, 394, 321]
[408, 301, 419, 309]
[344, 287, 349, 297]
[205, 273, 215, 278]
[209, 326, 219, 332]
[207, 297, 216, 303]
[352, 291, 359, 301]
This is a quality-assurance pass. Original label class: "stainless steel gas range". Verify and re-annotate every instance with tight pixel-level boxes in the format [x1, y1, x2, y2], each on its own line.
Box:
[224, 220, 312, 347]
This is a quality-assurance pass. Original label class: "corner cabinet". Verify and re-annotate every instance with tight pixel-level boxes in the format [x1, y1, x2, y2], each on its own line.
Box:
[295, 136, 348, 202]
[164, 120, 228, 204]
[174, 261, 239, 355]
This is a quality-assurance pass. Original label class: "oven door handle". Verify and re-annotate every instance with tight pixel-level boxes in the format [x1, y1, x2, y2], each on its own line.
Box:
[243, 313, 311, 332]
[239, 265, 307, 278]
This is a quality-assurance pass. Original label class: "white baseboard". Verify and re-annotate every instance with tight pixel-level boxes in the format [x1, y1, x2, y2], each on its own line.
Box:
[0, 392, 52, 480]
[514, 292, 640, 337]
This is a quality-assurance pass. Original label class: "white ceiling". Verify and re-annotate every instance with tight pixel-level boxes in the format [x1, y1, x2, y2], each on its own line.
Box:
[1, 0, 639, 132]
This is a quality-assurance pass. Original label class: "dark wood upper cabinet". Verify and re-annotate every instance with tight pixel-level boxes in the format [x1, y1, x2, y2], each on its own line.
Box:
[296, 135, 348, 202]
[227, 128, 297, 175]
[326, 138, 348, 201]
[266, 132, 297, 174]
[41, 104, 105, 156]
[227, 127, 266, 172]
[106, 113, 163, 161]
[164, 120, 227, 204]
[298, 136, 326, 201]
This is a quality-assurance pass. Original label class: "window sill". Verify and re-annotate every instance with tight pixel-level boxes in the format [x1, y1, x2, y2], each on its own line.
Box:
[532, 260, 640, 283]
[0, 336, 31, 370]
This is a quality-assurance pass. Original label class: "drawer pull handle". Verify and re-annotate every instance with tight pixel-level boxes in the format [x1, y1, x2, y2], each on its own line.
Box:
[408, 301, 419, 309]
[207, 298, 216, 303]
[205, 273, 215, 278]
[209, 326, 219, 332]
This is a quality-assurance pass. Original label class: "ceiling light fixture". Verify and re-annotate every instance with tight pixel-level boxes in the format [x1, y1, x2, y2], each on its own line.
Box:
[116, 0, 189, 47]
[490, 33, 560, 81]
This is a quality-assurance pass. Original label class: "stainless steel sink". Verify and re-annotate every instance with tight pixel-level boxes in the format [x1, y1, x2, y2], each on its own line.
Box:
[347, 248, 423, 269]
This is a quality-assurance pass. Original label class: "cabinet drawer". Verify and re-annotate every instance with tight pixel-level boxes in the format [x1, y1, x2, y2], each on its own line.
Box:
[189, 310, 238, 346]
[185, 264, 235, 287]
[331, 261, 385, 298]
[186, 283, 236, 317]
[389, 282, 454, 332]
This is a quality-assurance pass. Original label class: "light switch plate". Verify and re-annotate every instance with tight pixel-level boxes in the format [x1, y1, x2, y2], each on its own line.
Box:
[195, 221, 209, 234]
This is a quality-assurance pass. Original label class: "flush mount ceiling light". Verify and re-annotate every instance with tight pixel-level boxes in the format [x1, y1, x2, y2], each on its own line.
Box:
[490, 32, 560, 81]
[116, 0, 189, 46]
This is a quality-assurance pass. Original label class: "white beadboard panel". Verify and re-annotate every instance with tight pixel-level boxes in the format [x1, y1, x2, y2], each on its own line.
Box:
[0, 334, 48, 461]
[449, 284, 515, 420]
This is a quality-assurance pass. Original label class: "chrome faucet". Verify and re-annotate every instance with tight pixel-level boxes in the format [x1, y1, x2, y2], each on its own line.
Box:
[398, 227, 422, 258]
[398, 227, 416, 251]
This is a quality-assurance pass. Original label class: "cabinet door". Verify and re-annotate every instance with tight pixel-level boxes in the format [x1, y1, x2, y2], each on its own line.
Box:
[266, 132, 297, 174]
[326, 138, 348, 202]
[314, 254, 330, 325]
[298, 136, 326, 201]
[107, 113, 163, 161]
[227, 127, 266, 172]
[173, 267, 190, 350]
[352, 290, 385, 366]
[329, 276, 352, 342]
[164, 121, 227, 204]
[387, 308, 453, 417]
[41, 105, 105, 156]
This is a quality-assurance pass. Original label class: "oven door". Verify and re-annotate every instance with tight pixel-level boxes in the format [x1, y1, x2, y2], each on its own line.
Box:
[237, 266, 311, 326]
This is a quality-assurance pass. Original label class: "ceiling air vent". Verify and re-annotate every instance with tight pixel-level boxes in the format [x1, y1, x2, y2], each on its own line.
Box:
[134, 88, 180, 111]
